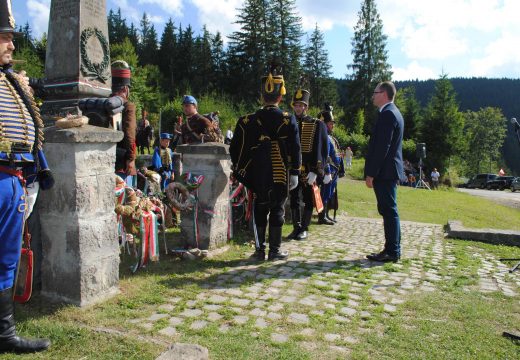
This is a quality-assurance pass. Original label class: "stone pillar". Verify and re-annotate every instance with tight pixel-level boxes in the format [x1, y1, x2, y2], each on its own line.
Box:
[175, 143, 231, 250]
[38, 125, 123, 306]
[41, 0, 111, 124]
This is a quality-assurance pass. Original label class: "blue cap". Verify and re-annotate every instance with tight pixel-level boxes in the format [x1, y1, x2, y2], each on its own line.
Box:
[182, 95, 197, 106]
[160, 133, 173, 140]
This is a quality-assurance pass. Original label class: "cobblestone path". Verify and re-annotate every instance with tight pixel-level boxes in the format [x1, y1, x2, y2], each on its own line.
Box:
[129, 215, 520, 356]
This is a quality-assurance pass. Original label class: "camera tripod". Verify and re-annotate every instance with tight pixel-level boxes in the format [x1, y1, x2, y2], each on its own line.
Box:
[415, 158, 431, 190]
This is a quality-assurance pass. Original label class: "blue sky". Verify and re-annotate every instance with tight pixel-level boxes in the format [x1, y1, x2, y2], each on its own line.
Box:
[13, 0, 520, 81]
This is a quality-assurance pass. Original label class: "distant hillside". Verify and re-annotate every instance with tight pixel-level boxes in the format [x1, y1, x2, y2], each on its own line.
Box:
[336, 78, 520, 175]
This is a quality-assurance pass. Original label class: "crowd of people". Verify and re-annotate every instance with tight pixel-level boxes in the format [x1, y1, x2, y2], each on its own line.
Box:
[0, 0, 410, 353]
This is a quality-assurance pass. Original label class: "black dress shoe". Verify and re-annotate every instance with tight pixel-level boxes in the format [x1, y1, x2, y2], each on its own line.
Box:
[366, 252, 399, 263]
[268, 250, 289, 260]
[249, 250, 265, 261]
[286, 228, 300, 239]
[317, 217, 334, 225]
[295, 230, 307, 240]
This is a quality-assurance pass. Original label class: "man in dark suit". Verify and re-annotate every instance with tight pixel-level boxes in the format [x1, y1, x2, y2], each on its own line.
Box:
[364, 81, 404, 263]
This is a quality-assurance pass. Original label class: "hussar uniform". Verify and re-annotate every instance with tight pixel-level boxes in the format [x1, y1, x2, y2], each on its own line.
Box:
[287, 88, 329, 240]
[230, 69, 301, 261]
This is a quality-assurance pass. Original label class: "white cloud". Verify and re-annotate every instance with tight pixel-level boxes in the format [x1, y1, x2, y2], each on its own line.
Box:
[138, 0, 183, 17]
[112, 0, 142, 23]
[26, 0, 50, 36]
[392, 61, 438, 81]
[189, 0, 242, 37]
[296, 0, 358, 31]
[470, 31, 520, 77]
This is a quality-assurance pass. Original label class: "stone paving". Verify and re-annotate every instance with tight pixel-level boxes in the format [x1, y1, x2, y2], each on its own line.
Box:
[128, 215, 520, 355]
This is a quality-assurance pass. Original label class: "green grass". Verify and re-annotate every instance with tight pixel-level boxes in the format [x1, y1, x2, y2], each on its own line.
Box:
[338, 177, 520, 231]
[2, 158, 520, 359]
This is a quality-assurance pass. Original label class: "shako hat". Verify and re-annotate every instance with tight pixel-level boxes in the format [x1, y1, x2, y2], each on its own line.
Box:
[261, 62, 286, 98]
[111, 60, 131, 89]
[318, 103, 335, 123]
[0, 0, 20, 35]
[292, 75, 310, 106]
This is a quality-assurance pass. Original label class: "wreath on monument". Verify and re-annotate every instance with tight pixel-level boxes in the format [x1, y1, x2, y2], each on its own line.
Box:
[80, 27, 110, 83]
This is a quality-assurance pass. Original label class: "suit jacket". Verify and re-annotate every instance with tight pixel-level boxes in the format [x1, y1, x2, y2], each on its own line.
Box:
[364, 103, 404, 181]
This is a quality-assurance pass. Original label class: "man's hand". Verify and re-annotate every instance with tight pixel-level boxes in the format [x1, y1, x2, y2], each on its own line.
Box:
[323, 174, 332, 184]
[365, 176, 374, 188]
[126, 160, 136, 175]
[289, 175, 298, 190]
[307, 171, 317, 185]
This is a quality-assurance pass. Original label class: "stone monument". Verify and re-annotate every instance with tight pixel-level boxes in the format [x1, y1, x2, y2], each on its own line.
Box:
[175, 143, 231, 250]
[41, 0, 111, 124]
[39, 125, 123, 306]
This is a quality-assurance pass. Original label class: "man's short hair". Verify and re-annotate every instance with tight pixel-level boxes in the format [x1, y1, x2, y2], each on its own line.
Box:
[378, 81, 396, 101]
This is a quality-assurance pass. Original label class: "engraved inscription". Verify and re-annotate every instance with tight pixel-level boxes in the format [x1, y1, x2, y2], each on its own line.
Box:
[82, 0, 104, 19]
[50, 0, 76, 19]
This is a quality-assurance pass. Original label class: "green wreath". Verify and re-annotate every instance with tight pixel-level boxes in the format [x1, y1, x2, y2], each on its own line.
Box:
[80, 27, 110, 83]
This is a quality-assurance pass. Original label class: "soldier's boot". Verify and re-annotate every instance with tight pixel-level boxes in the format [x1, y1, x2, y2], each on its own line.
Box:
[296, 209, 313, 240]
[325, 205, 337, 223]
[249, 226, 266, 261]
[0, 288, 50, 353]
[286, 208, 302, 240]
[318, 204, 334, 225]
[268, 226, 289, 260]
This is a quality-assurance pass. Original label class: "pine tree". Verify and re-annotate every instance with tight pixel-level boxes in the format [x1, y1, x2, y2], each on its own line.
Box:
[268, 0, 303, 94]
[463, 107, 507, 174]
[192, 26, 214, 94]
[158, 18, 177, 97]
[128, 23, 139, 50]
[138, 13, 158, 66]
[420, 74, 465, 173]
[395, 87, 421, 140]
[346, 0, 392, 134]
[303, 24, 335, 108]
[211, 31, 226, 96]
[177, 24, 195, 94]
[107, 8, 129, 45]
[227, 0, 271, 101]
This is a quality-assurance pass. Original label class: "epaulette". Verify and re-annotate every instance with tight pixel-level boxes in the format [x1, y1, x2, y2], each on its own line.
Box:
[239, 113, 255, 124]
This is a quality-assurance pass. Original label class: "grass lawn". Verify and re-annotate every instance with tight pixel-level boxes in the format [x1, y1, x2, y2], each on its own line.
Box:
[341, 159, 520, 231]
[3, 158, 519, 359]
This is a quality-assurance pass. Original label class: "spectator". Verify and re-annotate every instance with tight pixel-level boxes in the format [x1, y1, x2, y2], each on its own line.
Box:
[431, 168, 440, 189]
[345, 146, 353, 168]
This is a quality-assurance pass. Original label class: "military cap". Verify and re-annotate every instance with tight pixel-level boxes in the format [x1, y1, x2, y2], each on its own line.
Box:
[0, 0, 20, 35]
[111, 60, 131, 89]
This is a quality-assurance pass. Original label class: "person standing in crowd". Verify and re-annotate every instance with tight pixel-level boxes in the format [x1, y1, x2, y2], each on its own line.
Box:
[430, 168, 440, 189]
[287, 84, 328, 240]
[152, 133, 174, 190]
[345, 146, 353, 168]
[180, 95, 221, 144]
[0, 1, 54, 352]
[112, 60, 137, 188]
[137, 110, 153, 154]
[364, 81, 404, 263]
[230, 65, 301, 261]
[318, 104, 343, 225]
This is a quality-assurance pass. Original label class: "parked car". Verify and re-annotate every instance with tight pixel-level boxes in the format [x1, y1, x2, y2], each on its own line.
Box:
[511, 177, 520, 192]
[485, 176, 515, 190]
[466, 174, 498, 189]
